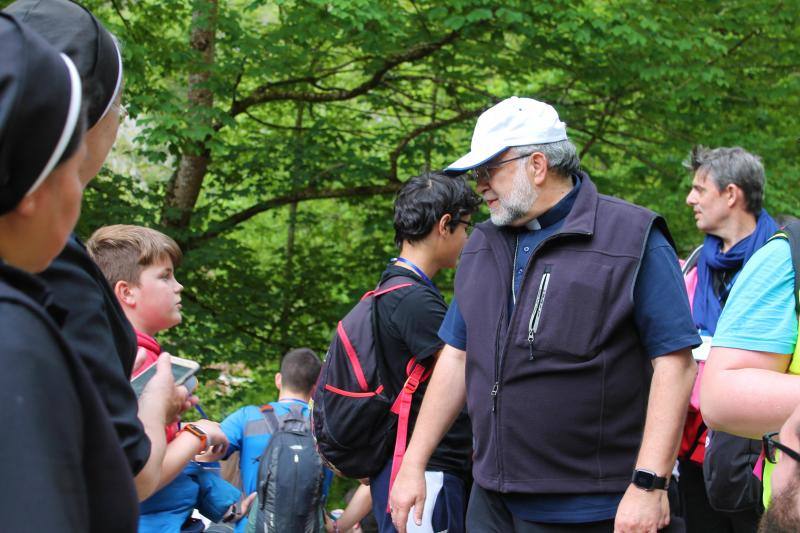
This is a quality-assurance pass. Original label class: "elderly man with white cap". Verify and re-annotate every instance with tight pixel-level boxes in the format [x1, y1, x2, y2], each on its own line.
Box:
[389, 97, 699, 533]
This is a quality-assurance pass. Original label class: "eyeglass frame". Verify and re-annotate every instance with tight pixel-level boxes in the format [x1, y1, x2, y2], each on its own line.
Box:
[763, 431, 800, 464]
[454, 218, 475, 233]
[469, 153, 532, 183]
[111, 102, 128, 119]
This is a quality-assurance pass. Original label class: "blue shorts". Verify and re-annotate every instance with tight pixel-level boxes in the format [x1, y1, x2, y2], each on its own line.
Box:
[370, 459, 466, 533]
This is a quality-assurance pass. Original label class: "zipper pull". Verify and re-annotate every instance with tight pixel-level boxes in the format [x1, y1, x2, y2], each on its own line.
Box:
[528, 333, 535, 360]
[491, 382, 499, 412]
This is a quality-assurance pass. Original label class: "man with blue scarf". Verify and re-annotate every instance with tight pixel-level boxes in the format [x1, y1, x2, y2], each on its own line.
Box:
[679, 145, 776, 533]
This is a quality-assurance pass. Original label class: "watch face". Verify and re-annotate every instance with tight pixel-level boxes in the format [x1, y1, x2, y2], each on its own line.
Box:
[633, 469, 656, 488]
[187, 424, 206, 436]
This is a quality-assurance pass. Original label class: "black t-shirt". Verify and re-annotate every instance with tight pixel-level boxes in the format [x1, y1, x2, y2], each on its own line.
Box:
[38, 234, 150, 475]
[375, 265, 472, 477]
[0, 261, 138, 531]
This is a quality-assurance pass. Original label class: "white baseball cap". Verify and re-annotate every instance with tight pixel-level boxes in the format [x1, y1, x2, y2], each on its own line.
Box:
[446, 96, 567, 173]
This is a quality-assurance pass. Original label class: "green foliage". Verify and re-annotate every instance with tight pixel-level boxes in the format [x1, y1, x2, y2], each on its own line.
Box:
[13, 0, 800, 412]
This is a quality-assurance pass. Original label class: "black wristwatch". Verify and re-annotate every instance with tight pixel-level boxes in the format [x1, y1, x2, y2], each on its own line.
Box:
[222, 502, 241, 523]
[631, 468, 669, 491]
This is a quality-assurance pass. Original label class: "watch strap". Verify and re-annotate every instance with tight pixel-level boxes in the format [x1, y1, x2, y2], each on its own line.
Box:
[181, 423, 208, 452]
[631, 468, 668, 490]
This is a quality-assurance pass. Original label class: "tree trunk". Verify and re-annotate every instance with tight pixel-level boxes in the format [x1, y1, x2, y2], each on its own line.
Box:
[274, 104, 306, 349]
[162, 0, 217, 230]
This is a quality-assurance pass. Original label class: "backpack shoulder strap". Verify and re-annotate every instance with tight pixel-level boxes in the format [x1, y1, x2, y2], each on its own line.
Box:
[770, 220, 800, 315]
[285, 402, 307, 418]
[361, 275, 418, 301]
[259, 404, 280, 434]
[285, 402, 311, 431]
[682, 244, 703, 276]
[266, 402, 308, 432]
[369, 274, 419, 396]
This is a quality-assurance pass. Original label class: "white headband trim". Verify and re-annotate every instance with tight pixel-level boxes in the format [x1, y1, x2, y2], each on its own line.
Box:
[26, 53, 82, 196]
[98, 37, 123, 121]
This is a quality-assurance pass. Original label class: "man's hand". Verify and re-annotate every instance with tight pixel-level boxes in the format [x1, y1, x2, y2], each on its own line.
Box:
[222, 492, 257, 523]
[237, 492, 257, 522]
[389, 464, 426, 533]
[614, 484, 669, 533]
[139, 353, 189, 426]
[191, 419, 230, 460]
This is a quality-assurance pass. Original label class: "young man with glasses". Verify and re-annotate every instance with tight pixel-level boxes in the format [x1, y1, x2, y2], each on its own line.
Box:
[390, 97, 699, 533]
[367, 171, 480, 533]
[758, 404, 800, 532]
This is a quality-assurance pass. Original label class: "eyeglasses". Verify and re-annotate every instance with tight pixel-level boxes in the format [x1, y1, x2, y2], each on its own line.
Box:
[111, 102, 128, 119]
[455, 219, 475, 234]
[763, 432, 800, 464]
[470, 153, 531, 183]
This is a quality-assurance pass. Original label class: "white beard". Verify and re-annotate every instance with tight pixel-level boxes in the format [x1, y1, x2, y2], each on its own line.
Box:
[490, 172, 537, 226]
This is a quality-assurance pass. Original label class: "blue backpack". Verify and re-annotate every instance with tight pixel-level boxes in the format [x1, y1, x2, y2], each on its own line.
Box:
[245, 404, 325, 533]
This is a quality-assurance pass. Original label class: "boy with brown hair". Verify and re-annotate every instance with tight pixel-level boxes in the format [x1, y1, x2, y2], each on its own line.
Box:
[88, 224, 254, 532]
[88, 224, 185, 370]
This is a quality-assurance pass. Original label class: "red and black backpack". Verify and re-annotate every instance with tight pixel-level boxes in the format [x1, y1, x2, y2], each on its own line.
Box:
[311, 276, 432, 484]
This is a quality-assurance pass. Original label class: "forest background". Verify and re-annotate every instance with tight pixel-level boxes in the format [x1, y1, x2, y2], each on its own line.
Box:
[4, 0, 800, 501]
[7, 0, 799, 412]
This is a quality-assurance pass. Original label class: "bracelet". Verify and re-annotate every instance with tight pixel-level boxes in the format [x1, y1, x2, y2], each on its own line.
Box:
[332, 520, 340, 533]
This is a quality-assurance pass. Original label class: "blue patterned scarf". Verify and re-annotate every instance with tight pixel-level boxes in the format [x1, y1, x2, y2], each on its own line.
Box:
[693, 209, 778, 335]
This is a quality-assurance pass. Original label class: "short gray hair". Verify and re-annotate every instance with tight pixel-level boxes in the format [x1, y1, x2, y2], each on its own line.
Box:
[513, 139, 581, 179]
[683, 145, 766, 214]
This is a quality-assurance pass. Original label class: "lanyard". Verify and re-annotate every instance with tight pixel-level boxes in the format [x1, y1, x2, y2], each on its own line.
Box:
[390, 257, 437, 291]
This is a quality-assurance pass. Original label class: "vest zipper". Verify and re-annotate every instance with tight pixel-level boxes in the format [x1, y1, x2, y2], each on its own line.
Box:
[492, 308, 507, 486]
[511, 237, 520, 307]
[527, 265, 552, 360]
[491, 311, 504, 413]
[488, 228, 590, 490]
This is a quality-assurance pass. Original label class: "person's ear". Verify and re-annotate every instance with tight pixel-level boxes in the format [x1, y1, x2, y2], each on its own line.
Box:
[438, 214, 453, 236]
[275, 372, 282, 391]
[14, 192, 38, 217]
[528, 152, 548, 186]
[725, 184, 740, 208]
[114, 280, 136, 307]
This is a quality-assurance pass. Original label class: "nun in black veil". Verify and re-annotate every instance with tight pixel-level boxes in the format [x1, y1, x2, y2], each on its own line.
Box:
[0, 11, 138, 532]
[4, 0, 191, 502]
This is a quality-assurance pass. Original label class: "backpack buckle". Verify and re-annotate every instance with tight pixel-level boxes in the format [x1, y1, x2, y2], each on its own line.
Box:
[403, 375, 421, 393]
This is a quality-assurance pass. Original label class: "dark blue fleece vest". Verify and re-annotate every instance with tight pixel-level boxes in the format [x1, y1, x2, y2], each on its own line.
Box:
[455, 174, 671, 495]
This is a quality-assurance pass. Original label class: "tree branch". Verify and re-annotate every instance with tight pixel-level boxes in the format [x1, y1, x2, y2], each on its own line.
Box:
[109, 0, 133, 34]
[580, 95, 621, 158]
[186, 182, 401, 249]
[181, 290, 272, 345]
[388, 107, 484, 180]
[570, 125, 672, 175]
[187, 104, 483, 249]
[229, 31, 460, 115]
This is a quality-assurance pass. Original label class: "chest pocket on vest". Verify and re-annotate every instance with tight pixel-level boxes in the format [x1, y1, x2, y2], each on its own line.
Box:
[516, 261, 613, 359]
